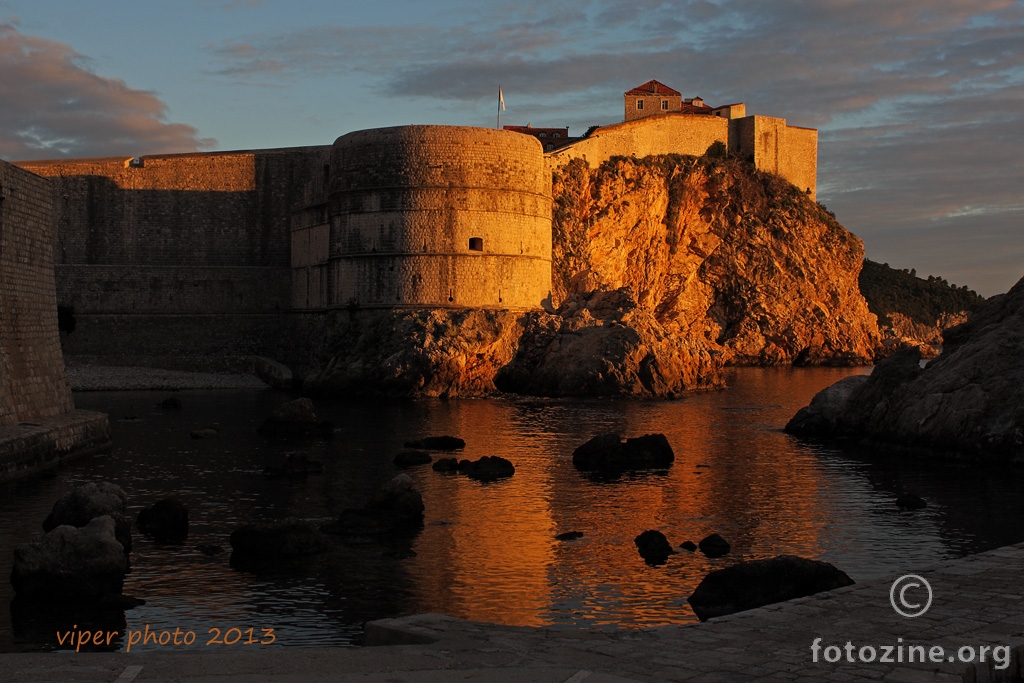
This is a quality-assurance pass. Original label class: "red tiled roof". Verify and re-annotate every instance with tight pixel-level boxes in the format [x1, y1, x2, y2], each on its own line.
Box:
[625, 80, 681, 96]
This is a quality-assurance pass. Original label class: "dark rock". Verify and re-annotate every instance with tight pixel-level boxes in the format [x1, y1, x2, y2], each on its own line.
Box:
[12, 516, 128, 602]
[457, 456, 515, 481]
[257, 398, 334, 439]
[335, 474, 425, 537]
[680, 540, 697, 552]
[896, 494, 927, 510]
[787, 278, 1024, 462]
[190, 428, 219, 439]
[160, 396, 182, 410]
[403, 436, 466, 451]
[687, 555, 855, 621]
[43, 482, 132, 555]
[432, 457, 459, 472]
[634, 530, 675, 565]
[229, 518, 331, 565]
[784, 374, 869, 437]
[263, 451, 324, 478]
[394, 450, 433, 468]
[572, 433, 674, 473]
[555, 531, 584, 541]
[136, 499, 189, 543]
[698, 533, 731, 558]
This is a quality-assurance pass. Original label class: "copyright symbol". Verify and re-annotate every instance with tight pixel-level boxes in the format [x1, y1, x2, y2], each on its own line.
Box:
[890, 574, 932, 618]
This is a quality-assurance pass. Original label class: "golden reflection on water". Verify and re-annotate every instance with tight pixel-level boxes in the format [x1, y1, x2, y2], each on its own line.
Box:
[405, 367, 867, 627]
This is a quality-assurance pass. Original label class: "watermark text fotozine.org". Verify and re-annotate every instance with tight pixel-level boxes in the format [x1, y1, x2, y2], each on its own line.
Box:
[810, 638, 1012, 670]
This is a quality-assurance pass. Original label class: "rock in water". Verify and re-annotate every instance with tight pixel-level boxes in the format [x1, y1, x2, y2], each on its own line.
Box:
[572, 433, 674, 474]
[12, 516, 128, 601]
[137, 499, 189, 543]
[896, 494, 927, 510]
[787, 275, 1024, 461]
[457, 456, 515, 482]
[688, 555, 854, 621]
[403, 436, 465, 451]
[258, 398, 333, 439]
[263, 451, 324, 478]
[634, 530, 675, 565]
[432, 457, 460, 472]
[556, 531, 584, 541]
[394, 450, 433, 468]
[698, 533, 731, 558]
[335, 474, 425, 536]
[43, 482, 132, 555]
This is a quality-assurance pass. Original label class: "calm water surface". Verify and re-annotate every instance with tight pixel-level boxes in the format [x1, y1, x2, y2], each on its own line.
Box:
[3, 366, 1024, 652]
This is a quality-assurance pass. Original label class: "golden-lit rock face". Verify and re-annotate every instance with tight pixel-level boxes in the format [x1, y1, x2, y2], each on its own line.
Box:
[549, 156, 879, 367]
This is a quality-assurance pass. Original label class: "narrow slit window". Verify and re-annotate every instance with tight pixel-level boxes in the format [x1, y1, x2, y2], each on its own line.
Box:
[468, 237, 483, 252]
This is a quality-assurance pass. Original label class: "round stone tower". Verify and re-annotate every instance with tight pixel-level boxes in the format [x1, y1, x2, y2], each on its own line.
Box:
[326, 125, 552, 310]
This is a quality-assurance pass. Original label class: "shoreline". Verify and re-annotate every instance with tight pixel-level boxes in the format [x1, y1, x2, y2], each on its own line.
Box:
[67, 365, 270, 392]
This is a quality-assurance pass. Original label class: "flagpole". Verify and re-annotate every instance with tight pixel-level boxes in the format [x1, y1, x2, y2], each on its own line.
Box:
[497, 85, 501, 129]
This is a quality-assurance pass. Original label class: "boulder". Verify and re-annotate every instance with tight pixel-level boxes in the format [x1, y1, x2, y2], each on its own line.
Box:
[257, 398, 334, 439]
[784, 374, 869, 437]
[43, 482, 132, 555]
[12, 516, 128, 602]
[634, 530, 675, 565]
[572, 433, 674, 474]
[679, 540, 697, 552]
[335, 474, 425, 537]
[698, 533, 731, 558]
[688, 555, 854, 621]
[394, 450, 433, 468]
[136, 499, 189, 543]
[457, 456, 515, 482]
[403, 436, 465, 451]
[263, 451, 324, 478]
[230, 518, 331, 566]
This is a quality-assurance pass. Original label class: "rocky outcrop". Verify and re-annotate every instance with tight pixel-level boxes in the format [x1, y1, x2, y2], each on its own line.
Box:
[302, 155, 878, 398]
[688, 555, 854, 621]
[12, 516, 128, 601]
[301, 308, 526, 398]
[43, 482, 132, 555]
[878, 311, 969, 359]
[548, 156, 878, 368]
[786, 275, 1024, 461]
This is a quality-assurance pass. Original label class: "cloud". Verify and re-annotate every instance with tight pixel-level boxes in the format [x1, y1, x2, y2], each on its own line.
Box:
[0, 23, 214, 160]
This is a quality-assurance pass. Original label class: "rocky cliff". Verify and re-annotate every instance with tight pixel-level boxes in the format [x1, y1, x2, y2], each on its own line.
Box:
[786, 275, 1024, 461]
[303, 154, 879, 398]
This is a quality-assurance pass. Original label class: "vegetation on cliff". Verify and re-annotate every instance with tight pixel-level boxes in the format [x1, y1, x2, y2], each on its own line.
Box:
[858, 259, 984, 327]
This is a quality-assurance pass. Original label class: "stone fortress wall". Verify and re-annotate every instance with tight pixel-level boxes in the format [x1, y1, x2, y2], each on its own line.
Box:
[550, 113, 817, 200]
[17, 147, 328, 364]
[7, 96, 818, 367]
[0, 160, 110, 481]
[0, 160, 73, 424]
[292, 126, 552, 311]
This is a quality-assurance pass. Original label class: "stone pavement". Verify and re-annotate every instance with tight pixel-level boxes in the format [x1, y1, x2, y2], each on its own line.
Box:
[3, 544, 1023, 682]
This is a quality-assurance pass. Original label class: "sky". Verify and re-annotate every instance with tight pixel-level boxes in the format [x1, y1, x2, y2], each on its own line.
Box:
[0, 1, 1021, 296]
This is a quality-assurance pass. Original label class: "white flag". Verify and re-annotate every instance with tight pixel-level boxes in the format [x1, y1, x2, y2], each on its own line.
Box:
[499, 86, 505, 111]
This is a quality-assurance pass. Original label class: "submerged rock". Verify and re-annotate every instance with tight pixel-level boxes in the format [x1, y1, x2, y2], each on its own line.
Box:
[230, 518, 331, 566]
[137, 498, 189, 543]
[457, 456, 515, 482]
[431, 457, 460, 472]
[688, 555, 854, 621]
[403, 436, 465, 451]
[12, 516, 128, 602]
[896, 494, 927, 510]
[394, 451, 433, 468]
[555, 531, 585, 541]
[258, 398, 333, 439]
[263, 451, 324, 478]
[572, 433, 674, 474]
